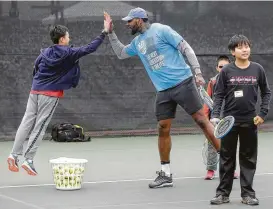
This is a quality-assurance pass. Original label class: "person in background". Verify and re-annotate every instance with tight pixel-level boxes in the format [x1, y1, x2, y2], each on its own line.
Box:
[203, 55, 239, 180]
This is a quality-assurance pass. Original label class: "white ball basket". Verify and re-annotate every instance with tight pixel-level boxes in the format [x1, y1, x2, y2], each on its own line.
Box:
[49, 157, 88, 191]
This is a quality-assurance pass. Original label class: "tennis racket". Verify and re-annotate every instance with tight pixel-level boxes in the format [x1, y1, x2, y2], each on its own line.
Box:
[199, 86, 214, 110]
[198, 86, 235, 139]
[199, 86, 235, 166]
[202, 116, 235, 166]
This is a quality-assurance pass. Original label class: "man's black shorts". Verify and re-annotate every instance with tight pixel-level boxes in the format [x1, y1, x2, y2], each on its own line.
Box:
[155, 76, 203, 121]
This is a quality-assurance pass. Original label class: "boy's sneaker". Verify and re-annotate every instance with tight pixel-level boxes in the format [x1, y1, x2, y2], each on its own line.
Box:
[241, 196, 259, 205]
[148, 170, 173, 189]
[7, 154, 19, 172]
[210, 194, 230, 205]
[21, 159, 38, 176]
[205, 170, 215, 180]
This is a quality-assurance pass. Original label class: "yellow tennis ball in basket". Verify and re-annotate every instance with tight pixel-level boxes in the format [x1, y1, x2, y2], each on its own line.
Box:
[74, 165, 79, 172]
[69, 179, 75, 186]
[75, 176, 81, 184]
[69, 167, 75, 174]
[54, 175, 59, 181]
[64, 174, 69, 180]
[63, 179, 69, 187]
[64, 166, 69, 173]
[56, 179, 61, 185]
[59, 181, 63, 187]
[79, 167, 85, 173]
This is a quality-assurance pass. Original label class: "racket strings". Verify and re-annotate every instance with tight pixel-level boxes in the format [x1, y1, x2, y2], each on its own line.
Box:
[214, 116, 235, 138]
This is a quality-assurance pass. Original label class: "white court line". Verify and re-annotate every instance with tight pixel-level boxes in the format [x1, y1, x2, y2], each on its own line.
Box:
[1, 192, 273, 209]
[1, 189, 273, 209]
[0, 193, 46, 209]
[0, 172, 273, 189]
[87, 195, 273, 208]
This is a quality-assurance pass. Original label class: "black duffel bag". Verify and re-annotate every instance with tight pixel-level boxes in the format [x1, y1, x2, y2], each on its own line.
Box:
[51, 123, 91, 142]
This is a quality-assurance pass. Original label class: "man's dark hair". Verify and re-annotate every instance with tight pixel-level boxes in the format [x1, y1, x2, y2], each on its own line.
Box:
[228, 34, 251, 51]
[49, 25, 69, 44]
[216, 55, 231, 66]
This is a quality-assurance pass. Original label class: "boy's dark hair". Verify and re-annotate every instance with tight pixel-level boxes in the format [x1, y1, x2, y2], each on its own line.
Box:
[49, 25, 69, 44]
[228, 34, 251, 51]
[216, 55, 231, 66]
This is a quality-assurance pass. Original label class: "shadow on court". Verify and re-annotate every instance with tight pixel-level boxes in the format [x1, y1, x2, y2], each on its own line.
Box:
[0, 133, 273, 209]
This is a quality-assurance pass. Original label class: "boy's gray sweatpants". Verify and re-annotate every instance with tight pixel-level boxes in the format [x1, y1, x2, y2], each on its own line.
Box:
[11, 94, 59, 160]
[207, 141, 218, 171]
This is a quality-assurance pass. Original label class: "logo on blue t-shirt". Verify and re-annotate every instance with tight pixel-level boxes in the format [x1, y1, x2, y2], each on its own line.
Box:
[137, 37, 165, 71]
[137, 40, 147, 54]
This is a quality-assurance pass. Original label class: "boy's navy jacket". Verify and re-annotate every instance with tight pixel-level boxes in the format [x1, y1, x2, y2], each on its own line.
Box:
[32, 33, 105, 91]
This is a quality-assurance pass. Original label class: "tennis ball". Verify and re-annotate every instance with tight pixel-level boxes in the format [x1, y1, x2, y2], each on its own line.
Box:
[64, 166, 69, 173]
[64, 174, 69, 180]
[79, 167, 85, 173]
[69, 180, 75, 186]
[69, 167, 75, 174]
[75, 176, 81, 184]
[57, 180, 62, 188]
[63, 179, 68, 187]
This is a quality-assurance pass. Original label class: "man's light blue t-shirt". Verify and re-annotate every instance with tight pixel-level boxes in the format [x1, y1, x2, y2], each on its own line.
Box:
[125, 23, 192, 91]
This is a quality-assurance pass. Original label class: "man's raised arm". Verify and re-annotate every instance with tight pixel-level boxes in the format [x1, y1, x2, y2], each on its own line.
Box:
[108, 32, 132, 60]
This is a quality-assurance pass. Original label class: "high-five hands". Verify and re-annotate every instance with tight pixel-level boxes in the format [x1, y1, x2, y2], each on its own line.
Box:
[103, 11, 113, 34]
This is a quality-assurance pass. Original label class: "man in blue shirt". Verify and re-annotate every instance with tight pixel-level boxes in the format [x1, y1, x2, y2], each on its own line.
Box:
[104, 8, 220, 188]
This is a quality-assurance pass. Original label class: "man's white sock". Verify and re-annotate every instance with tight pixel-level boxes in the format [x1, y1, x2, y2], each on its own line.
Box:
[161, 162, 171, 177]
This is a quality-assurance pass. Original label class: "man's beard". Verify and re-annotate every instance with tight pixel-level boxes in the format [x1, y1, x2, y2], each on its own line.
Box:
[130, 26, 139, 35]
